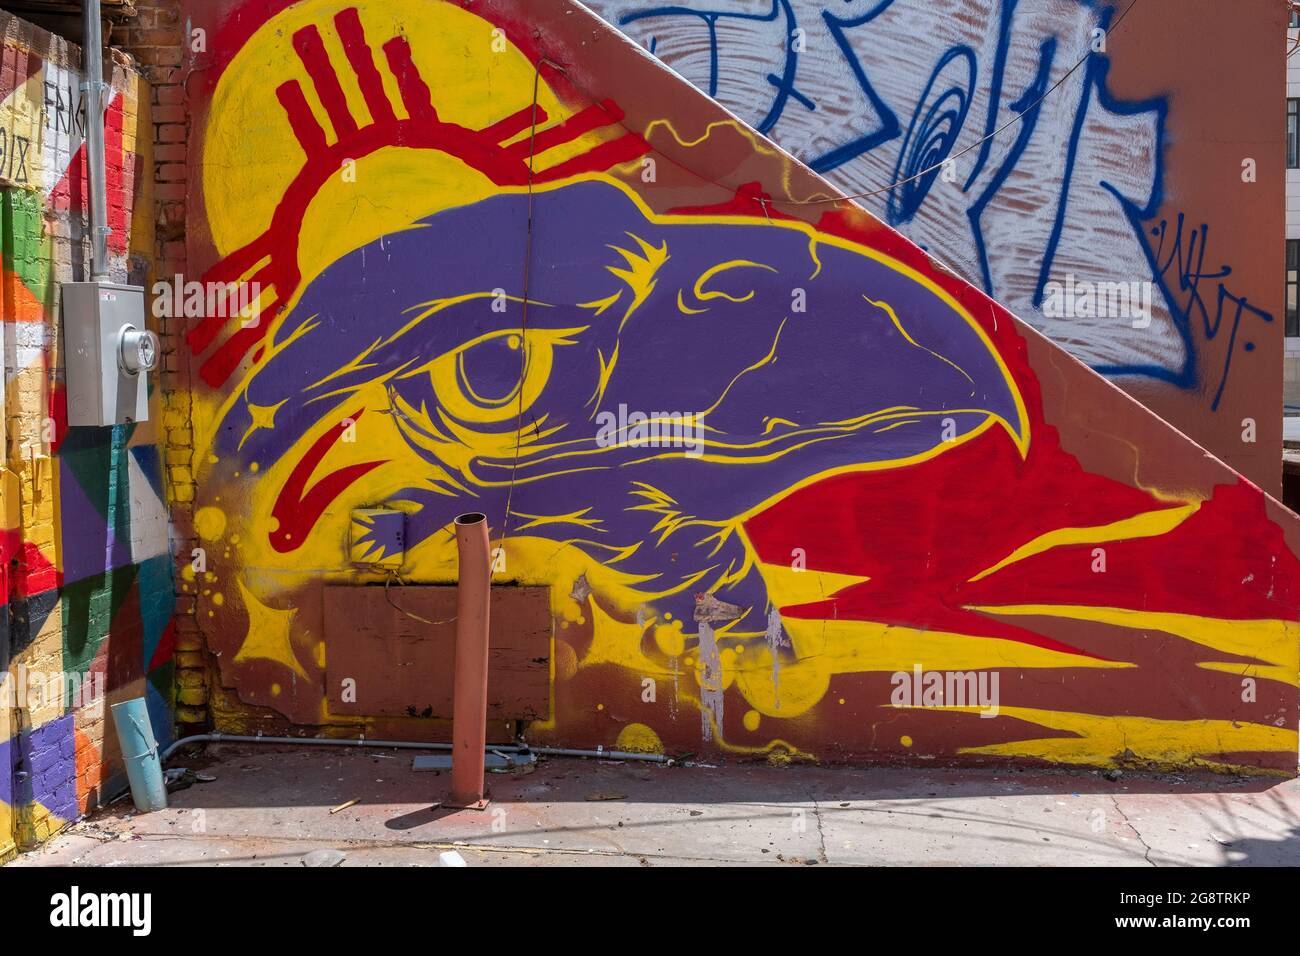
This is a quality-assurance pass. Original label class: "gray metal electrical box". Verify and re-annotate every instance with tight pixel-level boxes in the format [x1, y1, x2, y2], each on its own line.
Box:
[61, 282, 158, 426]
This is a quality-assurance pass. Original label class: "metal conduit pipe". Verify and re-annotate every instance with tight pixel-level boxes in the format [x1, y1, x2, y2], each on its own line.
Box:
[530, 745, 670, 762]
[447, 512, 493, 808]
[82, 0, 111, 281]
[160, 733, 669, 764]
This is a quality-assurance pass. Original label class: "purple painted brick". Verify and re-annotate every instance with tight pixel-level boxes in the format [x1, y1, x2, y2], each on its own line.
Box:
[14, 716, 79, 822]
[0, 734, 12, 809]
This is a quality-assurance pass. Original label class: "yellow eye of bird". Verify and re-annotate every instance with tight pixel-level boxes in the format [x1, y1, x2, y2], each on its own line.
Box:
[417, 326, 588, 425]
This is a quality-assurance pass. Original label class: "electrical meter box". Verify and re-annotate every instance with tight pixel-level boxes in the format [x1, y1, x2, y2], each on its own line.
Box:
[61, 282, 158, 426]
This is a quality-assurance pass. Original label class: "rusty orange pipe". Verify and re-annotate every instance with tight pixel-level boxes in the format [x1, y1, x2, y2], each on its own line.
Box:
[447, 512, 492, 809]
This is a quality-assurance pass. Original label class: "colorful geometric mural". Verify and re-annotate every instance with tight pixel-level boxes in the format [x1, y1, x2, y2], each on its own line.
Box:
[181, 0, 1298, 775]
[0, 13, 172, 853]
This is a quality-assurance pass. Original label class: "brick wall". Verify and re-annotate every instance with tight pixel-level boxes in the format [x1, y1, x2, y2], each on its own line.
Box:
[0, 7, 173, 857]
[115, 2, 203, 731]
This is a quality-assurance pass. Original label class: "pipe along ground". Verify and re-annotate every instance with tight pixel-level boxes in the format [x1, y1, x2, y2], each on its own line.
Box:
[161, 734, 670, 764]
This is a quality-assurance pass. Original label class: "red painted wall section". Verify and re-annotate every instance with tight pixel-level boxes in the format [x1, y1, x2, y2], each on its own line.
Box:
[172, 0, 1299, 774]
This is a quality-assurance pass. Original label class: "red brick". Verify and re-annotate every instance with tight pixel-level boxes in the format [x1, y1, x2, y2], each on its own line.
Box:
[155, 84, 185, 106]
[155, 144, 187, 162]
[131, 28, 186, 48]
[136, 47, 184, 67]
[127, 7, 157, 30]
[151, 6, 182, 28]
[152, 105, 187, 124]
[156, 163, 187, 183]
[154, 183, 187, 201]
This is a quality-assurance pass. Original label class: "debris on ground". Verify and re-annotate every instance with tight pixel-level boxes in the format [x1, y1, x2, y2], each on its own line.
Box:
[164, 767, 216, 793]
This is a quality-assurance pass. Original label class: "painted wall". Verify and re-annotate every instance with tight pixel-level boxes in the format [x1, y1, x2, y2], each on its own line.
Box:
[1286, 22, 1300, 408]
[177, 0, 1299, 775]
[0, 12, 171, 855]
[586, 0, 1285, 493]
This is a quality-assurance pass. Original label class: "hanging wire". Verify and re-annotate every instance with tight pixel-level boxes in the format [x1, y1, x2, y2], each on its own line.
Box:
[552, 0, 1144, 210]
[374, 57, 557, 619]
[776, 0, 1144, 206]
[495, 57, 560, 571]
[383, 569, 451, 626]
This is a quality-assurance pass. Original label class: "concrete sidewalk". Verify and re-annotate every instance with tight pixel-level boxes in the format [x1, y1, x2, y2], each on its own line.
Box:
[7, 746, 1300, 867]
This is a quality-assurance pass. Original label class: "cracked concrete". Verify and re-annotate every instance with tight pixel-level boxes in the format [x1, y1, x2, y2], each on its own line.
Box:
[809, 796, 829, 863]
[1109, 795, 1155, 865]
[5, 746, 1299, 867]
